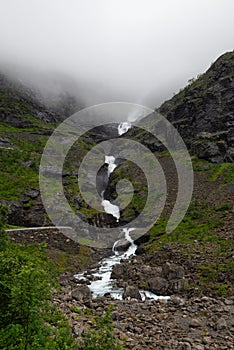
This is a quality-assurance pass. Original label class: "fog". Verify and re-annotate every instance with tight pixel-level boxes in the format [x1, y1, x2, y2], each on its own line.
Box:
[0, 0, 234, 108]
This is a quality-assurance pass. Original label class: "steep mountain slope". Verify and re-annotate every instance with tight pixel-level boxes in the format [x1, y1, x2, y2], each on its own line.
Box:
[158, 50, 234, 162]
[0, 73, 59, 226]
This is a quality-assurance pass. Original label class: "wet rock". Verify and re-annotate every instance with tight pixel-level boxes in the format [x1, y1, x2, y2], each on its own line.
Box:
[111, 263, 127, 279]
[123, 285, 142, 300]
[134, 232, 150, 246]
[114, 239, 131, 252]
[148, 276, 169, 295]
[135, 244, 146, 255]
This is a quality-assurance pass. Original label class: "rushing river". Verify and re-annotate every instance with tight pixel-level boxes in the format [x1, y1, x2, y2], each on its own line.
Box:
[75, 121, 169, 301]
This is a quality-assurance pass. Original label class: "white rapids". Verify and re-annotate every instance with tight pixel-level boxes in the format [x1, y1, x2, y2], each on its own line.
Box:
[118, 121, 131, 136]
[75, 228, 170, 301]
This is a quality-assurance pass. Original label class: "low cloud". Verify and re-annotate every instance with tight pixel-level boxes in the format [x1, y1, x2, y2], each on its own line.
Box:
[0, 0, 233, 108]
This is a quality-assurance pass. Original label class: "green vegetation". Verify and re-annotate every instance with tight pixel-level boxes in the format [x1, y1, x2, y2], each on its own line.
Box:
[46, 244, 91, 273]
[192, 158, 234, 184]
[82, 307, 124, 350]
[0, 205, 124, 349]
[148, 201, 222, 246]
[0, 148, 39, 199]
[0, 204, 77, 350]
[207, 163, 234, 183]
[197, 257, 234, 296]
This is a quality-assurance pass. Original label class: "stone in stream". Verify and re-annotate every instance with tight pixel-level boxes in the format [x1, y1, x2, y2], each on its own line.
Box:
[148, 276, 169, 295]
[122, 285, 142, 301]
[111, 263, 128, 280]
[113, 238, 131, 252]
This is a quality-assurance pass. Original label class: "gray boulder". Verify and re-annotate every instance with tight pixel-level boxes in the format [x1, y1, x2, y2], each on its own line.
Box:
[161, 262, 185, 280]
[148, 276, 169, 295]
[123, 285, 142, 300]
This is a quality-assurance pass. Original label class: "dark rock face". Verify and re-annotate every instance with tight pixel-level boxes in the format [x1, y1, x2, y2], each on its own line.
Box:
[157, 51, 234, 163]
[0, 198, 46, 227]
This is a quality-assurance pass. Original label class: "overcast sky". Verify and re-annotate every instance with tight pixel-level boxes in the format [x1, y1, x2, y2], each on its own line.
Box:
[0, 0, 233, 107]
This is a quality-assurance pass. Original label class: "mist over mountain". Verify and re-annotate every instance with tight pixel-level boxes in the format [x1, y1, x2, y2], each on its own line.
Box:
[0, 0, 234, 109]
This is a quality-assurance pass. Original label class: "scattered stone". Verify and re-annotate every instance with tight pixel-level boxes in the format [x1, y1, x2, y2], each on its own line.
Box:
[179, 342, 191, 350]
[189, 318, 203, 328]
[216, 317, 227, 330]
[25, 189, 39, 199]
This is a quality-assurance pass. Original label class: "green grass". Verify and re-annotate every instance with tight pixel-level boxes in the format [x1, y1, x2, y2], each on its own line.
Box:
[197, 258, 234, 295]
[207, 163, 234, 183]
[192, 158, 234, 184]
[148, 201, 223, 247]
[0, 148, 39, 199]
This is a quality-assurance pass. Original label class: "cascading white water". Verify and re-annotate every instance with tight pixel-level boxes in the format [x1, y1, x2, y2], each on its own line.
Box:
[118, 121, 131, 136]
[101, 155, 120, 221]
[74, 121, 170, 301]
[87, 227, 137, 299]
[75, 227, 169, 301]
[105, 155, 117, 176]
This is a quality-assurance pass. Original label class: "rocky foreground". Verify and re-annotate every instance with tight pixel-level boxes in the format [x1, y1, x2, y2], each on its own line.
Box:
[8, 227, 234, 349]
[56, 263, 234, 350]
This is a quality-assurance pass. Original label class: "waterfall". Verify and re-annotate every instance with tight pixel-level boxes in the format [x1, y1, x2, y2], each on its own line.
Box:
[118, 121, 131, 136]
[74, 121, 169, 301]
[101, 155, 120, 221]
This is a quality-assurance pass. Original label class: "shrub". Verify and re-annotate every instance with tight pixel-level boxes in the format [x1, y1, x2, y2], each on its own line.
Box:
[0, 205, 77, 350]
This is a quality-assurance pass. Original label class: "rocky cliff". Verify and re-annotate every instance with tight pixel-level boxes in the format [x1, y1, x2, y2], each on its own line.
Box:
[158, 51, 234, 162]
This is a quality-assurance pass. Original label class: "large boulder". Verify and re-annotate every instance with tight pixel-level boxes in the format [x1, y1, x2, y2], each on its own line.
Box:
[161, 262, 185, 280]
[111, 263, 127, 280]
[113, 239, 131, 252]
[122, 285, 142, 300]
[72, 286, 92, 307]
[148, 276, 169, 295]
